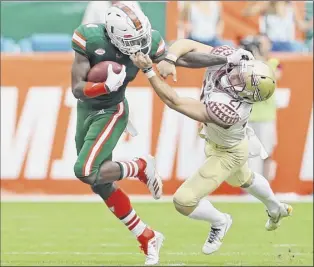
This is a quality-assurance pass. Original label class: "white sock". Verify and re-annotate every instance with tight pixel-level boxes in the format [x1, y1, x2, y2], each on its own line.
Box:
[188, 198, 226, 226]
[118, 160, 140, 178]
[243, 172, 281, 215]
[121, 209, 147, 237]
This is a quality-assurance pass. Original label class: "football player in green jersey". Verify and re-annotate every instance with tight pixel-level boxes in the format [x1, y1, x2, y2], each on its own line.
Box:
[71, 3, 166, 264]
[71, 2, 232, 265]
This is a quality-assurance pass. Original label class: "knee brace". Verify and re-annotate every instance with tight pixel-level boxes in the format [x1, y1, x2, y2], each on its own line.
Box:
[91, 182, 116, 201]
[173, 187, 198, 216]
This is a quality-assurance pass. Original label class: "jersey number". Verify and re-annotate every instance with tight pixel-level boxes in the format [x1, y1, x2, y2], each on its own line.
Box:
[229, 100, 247, 128]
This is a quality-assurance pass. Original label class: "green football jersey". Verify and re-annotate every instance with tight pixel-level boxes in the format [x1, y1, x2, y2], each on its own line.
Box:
[72, 23, 166, 109]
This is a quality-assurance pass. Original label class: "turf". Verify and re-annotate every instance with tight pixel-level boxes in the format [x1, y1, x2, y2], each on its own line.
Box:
[1, 202, 313, 266]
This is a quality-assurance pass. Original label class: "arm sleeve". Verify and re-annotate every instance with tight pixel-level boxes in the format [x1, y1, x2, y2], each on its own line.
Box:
[206, 101, 241, 128]
[150, 30, 167, 60]
[72, 25, 88, 57]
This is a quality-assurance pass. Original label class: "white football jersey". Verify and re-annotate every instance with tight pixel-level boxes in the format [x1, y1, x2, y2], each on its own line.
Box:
[200, 46, 253, 147]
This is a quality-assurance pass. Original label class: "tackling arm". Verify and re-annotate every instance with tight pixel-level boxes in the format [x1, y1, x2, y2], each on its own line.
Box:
[169, 39, 227, 68]
[153, 39, 228, 68]
[176, 51, 227, 68]
[147, 74, 211, 123]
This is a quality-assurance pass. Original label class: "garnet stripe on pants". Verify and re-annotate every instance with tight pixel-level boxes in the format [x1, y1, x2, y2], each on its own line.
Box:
[83, 102, 125, 176]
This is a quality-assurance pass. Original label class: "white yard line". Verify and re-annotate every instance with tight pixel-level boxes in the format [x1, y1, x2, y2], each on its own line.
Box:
[1, 194, 313, 203]
[2, 251, 311, 256]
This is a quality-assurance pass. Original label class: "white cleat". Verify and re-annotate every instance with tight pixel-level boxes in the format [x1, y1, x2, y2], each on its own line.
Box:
[202, 214, 232, 255]
[137, 155, 163, 200]
[265, 203, 293, 231]
[139, 230, 165, 266]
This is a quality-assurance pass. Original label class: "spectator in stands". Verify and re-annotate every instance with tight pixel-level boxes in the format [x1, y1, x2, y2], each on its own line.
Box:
[82, 1, 141, 25]
[178, 1, 234, 47]
[240, 34, 282, 180]
[304, 1, 313, 52]
[243, 1, 313, 52]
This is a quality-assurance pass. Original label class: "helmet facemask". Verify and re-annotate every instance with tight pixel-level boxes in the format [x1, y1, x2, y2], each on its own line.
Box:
[220, 61, 265, 103]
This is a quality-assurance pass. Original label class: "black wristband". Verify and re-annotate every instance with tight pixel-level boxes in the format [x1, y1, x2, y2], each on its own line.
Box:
[142, 67, 153, 73]
[164, 58, 176, 65]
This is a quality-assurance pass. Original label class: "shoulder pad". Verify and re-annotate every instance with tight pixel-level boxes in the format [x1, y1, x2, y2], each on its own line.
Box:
[150, 30, 166, 59]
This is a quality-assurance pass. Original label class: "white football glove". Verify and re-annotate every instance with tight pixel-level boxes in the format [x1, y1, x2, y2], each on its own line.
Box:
[227, 48, 254, 66]
[105, 64, 126, 92]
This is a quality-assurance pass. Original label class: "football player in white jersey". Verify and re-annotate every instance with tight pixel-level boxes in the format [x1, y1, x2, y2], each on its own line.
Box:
[130, 40, 292, 255]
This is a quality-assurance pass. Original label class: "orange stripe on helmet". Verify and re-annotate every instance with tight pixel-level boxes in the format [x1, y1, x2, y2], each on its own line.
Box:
[114, 3, 143, 31]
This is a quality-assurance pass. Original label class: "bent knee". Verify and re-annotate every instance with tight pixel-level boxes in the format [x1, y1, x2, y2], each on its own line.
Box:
[226, 169, 253, 188]
[173, 187, 199, 216]
[74, 160, 85, 179]
[91, 182, 116, 201]
[73, 161, 97, 185]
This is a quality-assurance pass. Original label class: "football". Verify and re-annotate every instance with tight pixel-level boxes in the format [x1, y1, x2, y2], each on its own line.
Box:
[87, 61, 123, 83]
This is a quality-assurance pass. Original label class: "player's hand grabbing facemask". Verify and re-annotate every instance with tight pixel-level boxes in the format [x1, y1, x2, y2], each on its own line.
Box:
[227, 48, 254, 66]
[105, 64, 127, 92]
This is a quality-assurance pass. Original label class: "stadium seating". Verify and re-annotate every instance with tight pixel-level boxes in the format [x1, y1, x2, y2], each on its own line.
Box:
[0, 37, 19, 52]
[18, 38, 33, 52]
[19, 34, 72, 52]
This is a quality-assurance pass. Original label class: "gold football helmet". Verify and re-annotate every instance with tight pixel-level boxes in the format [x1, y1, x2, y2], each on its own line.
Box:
[220, 60, 276, 103]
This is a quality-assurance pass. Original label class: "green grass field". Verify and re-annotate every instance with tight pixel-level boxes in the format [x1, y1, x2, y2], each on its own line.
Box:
[1, 202, 313, 266]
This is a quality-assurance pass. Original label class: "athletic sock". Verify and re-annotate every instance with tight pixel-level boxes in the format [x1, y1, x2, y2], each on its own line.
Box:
[116, 158, 146, 179]
[188, 198, 226, 226]
[105, 188, 148, 237]
[243, 172, 281, 216]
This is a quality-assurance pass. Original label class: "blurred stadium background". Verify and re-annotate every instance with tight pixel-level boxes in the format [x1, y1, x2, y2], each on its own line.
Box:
[1, 1, 313, 266]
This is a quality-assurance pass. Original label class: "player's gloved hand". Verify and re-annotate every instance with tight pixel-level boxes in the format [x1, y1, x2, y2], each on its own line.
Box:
[105, 64, 126, 92]
[157, 60, 177, 82]
[227, 48, 254, 66]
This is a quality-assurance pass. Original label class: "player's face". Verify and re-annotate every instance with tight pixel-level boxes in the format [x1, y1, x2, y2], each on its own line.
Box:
[225, 64, 246, 93]
[220, 61, 255, 102]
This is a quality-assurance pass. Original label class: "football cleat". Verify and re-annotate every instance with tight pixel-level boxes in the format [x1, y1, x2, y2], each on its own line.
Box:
[265, 203, 293, 231]
[202, 213, 232, 255]
[136, 155, 163, 200]
[138, 228, 165, 266]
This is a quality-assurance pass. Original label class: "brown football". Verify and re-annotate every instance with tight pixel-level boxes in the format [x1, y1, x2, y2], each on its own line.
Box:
[87, 61, 123, 83]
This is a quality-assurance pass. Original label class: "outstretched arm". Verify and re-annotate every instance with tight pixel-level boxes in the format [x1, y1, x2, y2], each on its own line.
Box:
[148, 74, 210, 123]
[176, 51, 227, 68]
[154, 39, 227, 67]
[156, 39, 253, 80]
[131, 53, 211, 123]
